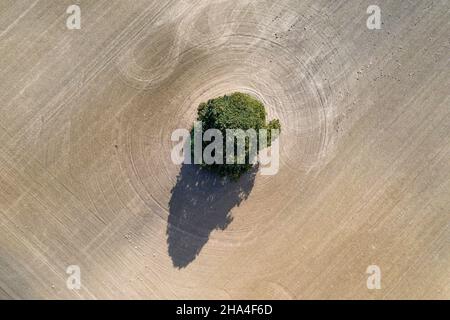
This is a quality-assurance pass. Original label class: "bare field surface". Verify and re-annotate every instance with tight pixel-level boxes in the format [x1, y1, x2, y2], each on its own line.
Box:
[0, 0, 449, 299]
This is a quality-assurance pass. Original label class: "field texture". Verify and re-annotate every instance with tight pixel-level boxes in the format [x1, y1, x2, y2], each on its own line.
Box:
[0, 0, 449, 299]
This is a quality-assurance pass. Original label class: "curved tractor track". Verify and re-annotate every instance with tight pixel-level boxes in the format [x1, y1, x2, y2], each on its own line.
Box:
[0, 0, 449, 299]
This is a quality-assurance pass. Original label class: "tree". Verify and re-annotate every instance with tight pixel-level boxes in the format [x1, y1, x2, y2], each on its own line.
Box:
[191, 92, 281, 180]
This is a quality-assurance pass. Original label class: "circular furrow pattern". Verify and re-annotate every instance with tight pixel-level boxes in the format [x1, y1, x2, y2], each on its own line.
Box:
[75, 0, 356, 285]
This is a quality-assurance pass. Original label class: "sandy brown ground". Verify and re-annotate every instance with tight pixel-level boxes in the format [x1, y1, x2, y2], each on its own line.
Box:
[0, 0, 449, 299]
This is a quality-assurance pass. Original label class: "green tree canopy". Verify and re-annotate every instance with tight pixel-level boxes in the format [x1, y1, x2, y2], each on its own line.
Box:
[192, 92, 281, 179]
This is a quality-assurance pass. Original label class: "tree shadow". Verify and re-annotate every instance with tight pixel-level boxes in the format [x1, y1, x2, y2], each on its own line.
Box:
[167, 164, 258, 268]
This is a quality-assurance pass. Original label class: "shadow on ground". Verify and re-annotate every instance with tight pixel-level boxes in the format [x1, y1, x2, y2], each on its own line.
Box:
[167, 164, 257, 268]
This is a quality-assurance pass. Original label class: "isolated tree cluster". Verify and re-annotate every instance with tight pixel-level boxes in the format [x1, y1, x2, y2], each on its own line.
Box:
[192, 92, 281, 179]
